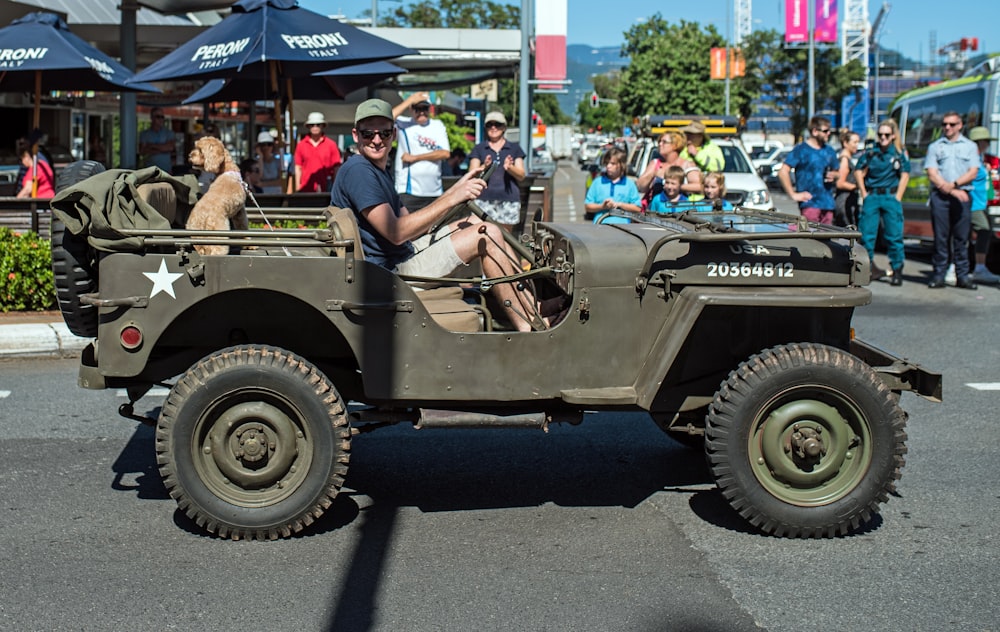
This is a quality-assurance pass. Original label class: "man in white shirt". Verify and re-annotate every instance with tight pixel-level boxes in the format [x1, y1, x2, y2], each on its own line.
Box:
[393, 92, 450, 211]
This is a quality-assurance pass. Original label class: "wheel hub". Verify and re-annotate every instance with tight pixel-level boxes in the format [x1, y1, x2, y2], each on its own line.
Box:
[207, 401, 300, 489]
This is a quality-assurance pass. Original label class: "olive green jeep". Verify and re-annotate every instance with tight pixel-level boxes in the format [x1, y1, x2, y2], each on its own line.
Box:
[50, 162, 940, 541]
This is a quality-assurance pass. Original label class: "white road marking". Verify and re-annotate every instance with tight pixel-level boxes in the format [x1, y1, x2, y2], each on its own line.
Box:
[567, 195, 577, 222]
[967, 383, 1000, 390]
[0, 390, 10, 398]
[115, 387, 171, 398]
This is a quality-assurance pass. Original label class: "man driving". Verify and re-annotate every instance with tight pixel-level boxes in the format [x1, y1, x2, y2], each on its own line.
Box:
[329, 99, 562, 331]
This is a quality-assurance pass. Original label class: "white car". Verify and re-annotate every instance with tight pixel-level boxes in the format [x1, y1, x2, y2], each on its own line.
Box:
[626, 136, 773, 211]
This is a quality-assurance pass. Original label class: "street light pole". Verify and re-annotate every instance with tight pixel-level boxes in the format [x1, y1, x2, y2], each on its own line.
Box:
[807, 0, 815, 121]
[519, 0, 533, 172]
[724, 0, 731, 116]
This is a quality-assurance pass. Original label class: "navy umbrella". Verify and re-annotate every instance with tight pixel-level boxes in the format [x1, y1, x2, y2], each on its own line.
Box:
[182, 61, 407, 104]
[0, 12, 159, 129]
[0, 11, 158, 195]
[129, 0, 416, 173]
[129, 0, 417, 84]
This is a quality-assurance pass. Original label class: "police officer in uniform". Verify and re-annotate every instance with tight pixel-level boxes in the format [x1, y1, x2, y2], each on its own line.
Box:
[854, 120, 910, 286]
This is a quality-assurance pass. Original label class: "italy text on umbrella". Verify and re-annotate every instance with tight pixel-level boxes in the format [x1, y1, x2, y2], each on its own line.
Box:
[0, 12, 159, 196]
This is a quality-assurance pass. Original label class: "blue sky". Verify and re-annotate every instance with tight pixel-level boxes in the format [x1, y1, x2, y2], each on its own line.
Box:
[300, 1, 999, 64]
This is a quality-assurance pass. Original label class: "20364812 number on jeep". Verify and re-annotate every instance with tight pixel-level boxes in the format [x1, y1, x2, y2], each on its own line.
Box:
[49, 165, 941, 541]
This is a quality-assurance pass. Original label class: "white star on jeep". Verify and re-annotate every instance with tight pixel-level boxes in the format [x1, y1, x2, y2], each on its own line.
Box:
[143, 259, 183, 299]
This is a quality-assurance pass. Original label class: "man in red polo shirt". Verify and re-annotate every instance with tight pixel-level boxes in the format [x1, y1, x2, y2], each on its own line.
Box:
[292, 111, 342, 192]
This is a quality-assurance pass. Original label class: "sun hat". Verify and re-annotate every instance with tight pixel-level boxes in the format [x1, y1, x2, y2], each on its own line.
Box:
[485, 111, 507, 126]
[680, 121, 707, 135]
[968, 126, 996, 142]
[305, 111, 326, 126]
[354, 98, 394, 125]
[256, 130, 274, 144]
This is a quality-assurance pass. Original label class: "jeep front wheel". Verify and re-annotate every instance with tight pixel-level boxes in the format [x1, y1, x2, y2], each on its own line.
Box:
[706, 343, 907, 538]
[156, 345, 350, 540]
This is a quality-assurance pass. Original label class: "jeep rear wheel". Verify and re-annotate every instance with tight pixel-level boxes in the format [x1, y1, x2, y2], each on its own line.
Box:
[706, 343, 907, 538]
[156, 345, 351, 540]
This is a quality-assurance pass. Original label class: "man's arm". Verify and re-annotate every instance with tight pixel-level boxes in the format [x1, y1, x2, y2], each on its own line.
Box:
[363, 168, 487, 245]
[401, 149, 450, 164]
[392, 92, 430, 119]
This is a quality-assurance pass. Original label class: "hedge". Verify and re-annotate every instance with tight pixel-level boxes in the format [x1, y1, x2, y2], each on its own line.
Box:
[0, 227, 56, 312]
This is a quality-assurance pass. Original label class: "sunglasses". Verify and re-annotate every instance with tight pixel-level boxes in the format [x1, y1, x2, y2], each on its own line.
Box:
[485, 122, 505, 129]
[816, 127, 832, 133]
[877, 132, 893, 138]
[259, 142, 273, 146]
[358, 128, 394, 141]
[413, 107, 430, 114]
[942, 121, 960, 127]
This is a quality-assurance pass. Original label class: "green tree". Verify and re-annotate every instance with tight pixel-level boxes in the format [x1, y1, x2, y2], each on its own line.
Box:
[618, 16, 742, 119]
[380, 0, 519, 30]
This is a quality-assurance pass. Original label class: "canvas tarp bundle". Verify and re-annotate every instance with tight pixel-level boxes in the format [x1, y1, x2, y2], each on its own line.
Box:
[51, 167, 199, 252]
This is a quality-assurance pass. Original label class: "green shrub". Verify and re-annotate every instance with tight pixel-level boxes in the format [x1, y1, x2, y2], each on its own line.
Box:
[0, 227, 56, 312]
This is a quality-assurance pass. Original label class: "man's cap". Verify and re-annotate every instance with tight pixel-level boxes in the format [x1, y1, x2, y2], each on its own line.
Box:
[305, 111, 326, 126]
[485, 111, 507, 126]
[413, 100, 432, 109]
[680, 121, 706, 135]
[968, 126, 996, 142]
[354, 98, 393, 125]
[257, 130, 274, 144]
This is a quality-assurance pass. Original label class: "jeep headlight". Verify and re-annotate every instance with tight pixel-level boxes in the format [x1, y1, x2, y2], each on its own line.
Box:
[747, 188, 771, 206]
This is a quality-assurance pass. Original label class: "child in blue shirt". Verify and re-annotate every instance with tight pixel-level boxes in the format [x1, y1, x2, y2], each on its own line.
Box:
[586, 146, 641, 223]
[695, 172, 734, 211]
[648, 165, 690, 213]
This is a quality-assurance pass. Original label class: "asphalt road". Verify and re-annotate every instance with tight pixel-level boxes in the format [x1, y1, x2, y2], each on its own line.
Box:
[1, 162, 998, 631]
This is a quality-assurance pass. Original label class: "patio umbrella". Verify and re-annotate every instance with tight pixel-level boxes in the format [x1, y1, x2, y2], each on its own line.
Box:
[129, 0, 416, 177]
[0, 11, 159, 195]
[129, 0, 415, 83]
[182, 61, 407, 104]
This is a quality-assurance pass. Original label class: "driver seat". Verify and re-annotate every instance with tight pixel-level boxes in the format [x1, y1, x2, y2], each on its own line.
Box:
[324, 206, 485, 333]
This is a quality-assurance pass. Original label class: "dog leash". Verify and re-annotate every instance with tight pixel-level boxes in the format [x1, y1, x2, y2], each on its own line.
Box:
[243, 180, 292, 257]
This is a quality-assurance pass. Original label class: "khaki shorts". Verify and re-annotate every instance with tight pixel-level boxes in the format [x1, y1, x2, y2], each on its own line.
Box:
[971, 209, 990, 232]
[395, 226, 467, 278]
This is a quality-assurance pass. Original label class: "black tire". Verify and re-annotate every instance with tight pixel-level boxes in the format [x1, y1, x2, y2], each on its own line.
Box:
[55, 159, 106, 192]
[50, 216, 99, 338]
[50, 160, 106, 338]
[156, 346, 351, 540]
[705, 343, 907, 538]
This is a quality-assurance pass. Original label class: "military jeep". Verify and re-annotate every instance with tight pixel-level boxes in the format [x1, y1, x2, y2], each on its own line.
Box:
[50, 164, 940, 540]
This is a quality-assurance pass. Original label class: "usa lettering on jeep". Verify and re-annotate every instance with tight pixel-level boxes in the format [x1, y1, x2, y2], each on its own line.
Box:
[728, 243, 771, 255]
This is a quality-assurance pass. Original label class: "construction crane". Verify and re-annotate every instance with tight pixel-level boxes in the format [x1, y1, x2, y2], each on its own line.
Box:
[939, 37, 979, 73]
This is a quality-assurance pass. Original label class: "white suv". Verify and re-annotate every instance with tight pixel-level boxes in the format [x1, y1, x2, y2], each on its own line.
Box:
[626, 137, 773, 211]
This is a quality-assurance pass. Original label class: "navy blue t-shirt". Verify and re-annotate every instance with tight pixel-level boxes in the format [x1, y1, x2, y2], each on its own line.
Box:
[329, 154, 414, 269]
[468, 139, 526, 202]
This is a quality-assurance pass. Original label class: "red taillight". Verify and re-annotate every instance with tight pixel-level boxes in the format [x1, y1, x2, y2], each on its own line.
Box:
[120, 325, 142, 350]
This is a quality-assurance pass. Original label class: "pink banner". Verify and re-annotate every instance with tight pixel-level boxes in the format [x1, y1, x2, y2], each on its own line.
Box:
[815, 0, 838, 43]
[785, 0, 807, 43]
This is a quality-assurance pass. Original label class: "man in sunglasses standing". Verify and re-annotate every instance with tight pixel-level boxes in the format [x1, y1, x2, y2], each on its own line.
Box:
[330, 99, 565, 332]
[392, 92, 450, 212]
[924, 111, 981, 289]
[778, 116, 840, 225]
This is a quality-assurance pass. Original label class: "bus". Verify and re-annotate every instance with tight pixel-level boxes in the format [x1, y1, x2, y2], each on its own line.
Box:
[888, 58, 1000, 244]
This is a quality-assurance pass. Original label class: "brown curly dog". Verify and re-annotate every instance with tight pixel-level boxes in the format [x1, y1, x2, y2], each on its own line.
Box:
[185, 136, 248, 255]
